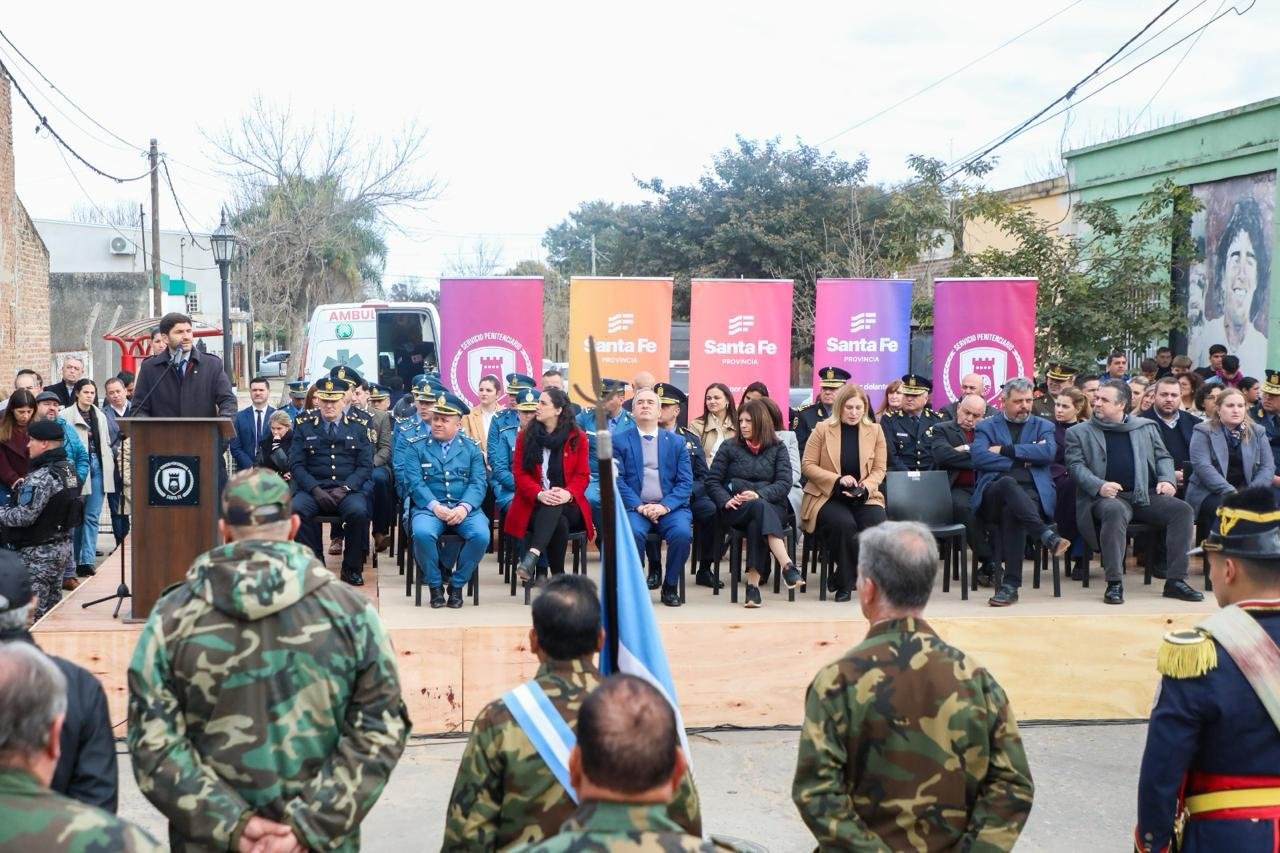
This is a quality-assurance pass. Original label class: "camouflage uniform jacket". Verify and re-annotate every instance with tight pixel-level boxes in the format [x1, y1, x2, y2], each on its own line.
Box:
[445, 658, 702, 850]
[127, 538, 410, 852]
[508, 802, 719, 852]
[0, 766, 161, 852]
[792, 617, 1034, 852]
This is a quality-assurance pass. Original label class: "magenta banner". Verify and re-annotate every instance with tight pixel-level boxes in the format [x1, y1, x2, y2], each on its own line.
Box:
[689, 279, 793, 404]
[813, 279, 912, 409]
[932, 277, 1037, 407]
[440, 277, 543, 407]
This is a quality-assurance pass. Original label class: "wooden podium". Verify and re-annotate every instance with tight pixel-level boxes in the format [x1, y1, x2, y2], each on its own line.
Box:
[118, 417, 235, 620]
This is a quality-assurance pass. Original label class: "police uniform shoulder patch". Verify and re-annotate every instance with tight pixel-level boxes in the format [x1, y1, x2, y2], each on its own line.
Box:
[17, 485, 33, 506]
[1156, 628, 1218, 679]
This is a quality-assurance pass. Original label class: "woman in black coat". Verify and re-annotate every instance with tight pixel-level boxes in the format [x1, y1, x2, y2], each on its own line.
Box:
[706, 398, 798, 608]
[257, 410, 294, 478]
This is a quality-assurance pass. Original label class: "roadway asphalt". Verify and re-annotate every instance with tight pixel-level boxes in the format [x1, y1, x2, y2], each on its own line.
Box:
[116, 722, 1149, 851]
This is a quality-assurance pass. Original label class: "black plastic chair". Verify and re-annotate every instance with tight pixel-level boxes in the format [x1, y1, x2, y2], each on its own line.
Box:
[518, 531, 589, 605]
[714, 524, 797, 604]
[800, 531, 836, 602]
[883, 471, 969, 600]
[1074, 522, 1160, 588]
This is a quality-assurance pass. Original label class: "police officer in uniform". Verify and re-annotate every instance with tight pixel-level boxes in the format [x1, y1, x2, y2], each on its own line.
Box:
[282, 380, 310, 421]
[0, 419, 82, 618]
[325, 365, 378, 557]
[491, 388, 539, 514]
[1135, 487, 1280, 852]
[1032, 364, 1077, 419]
[288, 376, 373, 586]
[656, 384, 722, 590]
[793, 366, 850, 457]
[405, 391, 489, 609]
[485, 372, 538, 467]
[577, 378, 635, 534]
[1248, 370, 1280, 483]
[881, 374, 946, 471]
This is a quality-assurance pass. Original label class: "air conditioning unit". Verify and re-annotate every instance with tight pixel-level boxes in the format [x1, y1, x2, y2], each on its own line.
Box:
[109, 236, 135, 255]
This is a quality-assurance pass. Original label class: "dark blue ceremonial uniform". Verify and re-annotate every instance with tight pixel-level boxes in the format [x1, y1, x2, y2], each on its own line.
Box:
[1135, 602, 1280, 852]
[881, 408, 946, 471]
[288, 410, 373, 578]
[674, 425, 718, 569]
[791, 402, 831, 459]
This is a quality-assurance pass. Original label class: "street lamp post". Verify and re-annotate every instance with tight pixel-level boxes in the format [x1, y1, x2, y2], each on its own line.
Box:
[209, 210, 239, 383]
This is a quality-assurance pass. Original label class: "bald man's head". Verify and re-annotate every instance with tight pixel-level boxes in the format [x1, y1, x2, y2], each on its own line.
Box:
[632, 372, 656, 391]
[959, 374, 987, 397]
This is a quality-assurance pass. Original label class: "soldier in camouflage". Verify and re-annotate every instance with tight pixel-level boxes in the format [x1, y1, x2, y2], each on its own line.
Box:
[792, 521, 1034, 851]
[444, 574, 702, 850]
[510, 675, 721, 852]
[127, 469, 410, 852]
[0, 642, 160, 852]
[0, 418, 81, 618]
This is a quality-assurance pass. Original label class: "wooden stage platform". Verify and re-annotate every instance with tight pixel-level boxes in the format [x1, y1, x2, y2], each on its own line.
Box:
[34, 539, 1212, 735]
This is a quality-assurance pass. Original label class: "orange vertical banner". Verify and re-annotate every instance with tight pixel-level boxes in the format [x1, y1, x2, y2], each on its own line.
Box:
[568, 276, 673, 406]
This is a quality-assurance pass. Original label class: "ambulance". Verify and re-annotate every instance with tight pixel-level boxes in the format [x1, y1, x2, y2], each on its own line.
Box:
[299, 300, 441, 395]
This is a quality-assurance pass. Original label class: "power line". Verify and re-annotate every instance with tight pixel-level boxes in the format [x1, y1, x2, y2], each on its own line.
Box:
[940, 0, 1186, 180]
[0, 27, 144, 152]
[0, 58, 151, 184]
[1121, 0, 1228, 136]
[941, 0, 1252, 180]
[55, 144, 218, 271]
[817, 0, 1090, 147]
[161, 159, 210, 251]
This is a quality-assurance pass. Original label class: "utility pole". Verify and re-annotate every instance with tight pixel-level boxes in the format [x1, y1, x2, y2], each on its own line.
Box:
[149, 139, 161, 316]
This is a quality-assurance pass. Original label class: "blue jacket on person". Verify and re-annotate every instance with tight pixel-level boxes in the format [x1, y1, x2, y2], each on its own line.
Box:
[489, 424, 519, 511]
[612, 426, 692, 513]
[404, 434, 487, 514]
[970, 414, 1057, 517]
[52, 416, 89, 483]
[229, 405, 275, 470]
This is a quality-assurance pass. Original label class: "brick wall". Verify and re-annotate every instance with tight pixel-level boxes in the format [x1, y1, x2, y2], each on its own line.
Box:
[0, 78, 52, 386]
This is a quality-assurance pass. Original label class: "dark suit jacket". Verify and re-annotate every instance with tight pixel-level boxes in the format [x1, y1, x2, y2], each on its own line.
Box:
[48, 381, 77, 408]
[130, 349, 237, 419]
[928, 419, 977, 487]
[613, 427, 692, 513]
[230, 405, 276, 469]
[1139, 407, 1200, 467]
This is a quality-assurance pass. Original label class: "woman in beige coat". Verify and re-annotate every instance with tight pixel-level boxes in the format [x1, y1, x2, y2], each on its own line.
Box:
[460, 374, 502, 459]
[800, 383, 887, 601]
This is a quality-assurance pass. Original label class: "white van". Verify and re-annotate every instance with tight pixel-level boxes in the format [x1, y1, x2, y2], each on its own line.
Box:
[299, 300, 442, 396]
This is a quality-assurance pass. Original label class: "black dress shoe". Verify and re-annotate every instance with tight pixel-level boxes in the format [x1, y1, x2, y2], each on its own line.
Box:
[660, 585, 681, 607]
[834, 589, 852, 603]
[342, 570, 364, 586]
[75, 563, 95, 578]
[1070, 559, 1088, 582]
[429, 586, 446, 608]
[782, 562, 802, 589]
[826, 571, 839, 593]
[974, 564, 996, 589]
[988, 584, 1018, 607]
[1104, 581, 1124, 605]
[646, 569, 662, 590]
[694, 570, 724, 590]
[1163, 579, 1204, 602]
[446, 587, 463, 608]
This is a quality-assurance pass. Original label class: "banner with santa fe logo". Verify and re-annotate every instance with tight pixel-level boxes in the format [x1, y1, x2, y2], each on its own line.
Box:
[813, 278, 912, 410]
[568, 277, 673, 407]
[689, 279, 794, 404]
[932, 277, 1038, 408]
[440, 277, 543, 407]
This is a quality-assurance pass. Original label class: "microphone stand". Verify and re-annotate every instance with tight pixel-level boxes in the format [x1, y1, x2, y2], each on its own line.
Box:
[81, 425, 136, 618]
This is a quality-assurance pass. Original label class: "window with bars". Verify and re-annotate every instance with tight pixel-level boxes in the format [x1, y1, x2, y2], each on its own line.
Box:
[185, 292, 200, 314]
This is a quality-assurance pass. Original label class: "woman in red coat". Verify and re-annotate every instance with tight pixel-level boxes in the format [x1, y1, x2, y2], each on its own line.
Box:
[506, 387, 594, 580]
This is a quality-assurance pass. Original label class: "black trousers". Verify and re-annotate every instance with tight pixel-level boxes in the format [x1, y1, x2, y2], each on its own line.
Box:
[691, 489, 720, 569]
[293, 491, 369, 574]
[527, 501, 585, 575]
[978, 476, 1049, 588]
[951, 485, 991, 561]
[816, 500, 886, 591]
[720, 499, 787, 576]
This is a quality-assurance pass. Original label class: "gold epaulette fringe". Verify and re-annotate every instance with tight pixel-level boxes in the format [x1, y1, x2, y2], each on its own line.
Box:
[1157, 629, 1217, 678]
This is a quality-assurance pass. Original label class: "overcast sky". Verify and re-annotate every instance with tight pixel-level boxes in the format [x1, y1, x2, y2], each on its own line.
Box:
[4, 0, 1273, 287]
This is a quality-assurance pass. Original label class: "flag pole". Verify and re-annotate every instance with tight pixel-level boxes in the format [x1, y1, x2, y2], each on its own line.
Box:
[573, 336, 619, 672]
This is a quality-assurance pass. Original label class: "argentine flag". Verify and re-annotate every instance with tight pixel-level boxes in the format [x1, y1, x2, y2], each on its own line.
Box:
[599, 479, 692, 764]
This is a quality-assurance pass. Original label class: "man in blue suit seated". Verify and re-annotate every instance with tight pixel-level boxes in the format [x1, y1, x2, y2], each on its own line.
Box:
[577, 378, 635, 536]
[972, 377, 1070, 608]
[404, 391, 490, 609]
[614, 388, 693, 607]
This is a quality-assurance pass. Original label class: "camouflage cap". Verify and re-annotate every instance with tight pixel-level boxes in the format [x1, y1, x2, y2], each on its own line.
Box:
[222, 469, 293, 527]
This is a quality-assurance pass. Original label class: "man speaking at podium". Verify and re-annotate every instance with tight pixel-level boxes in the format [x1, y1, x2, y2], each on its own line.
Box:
[130, 313, 237, 419]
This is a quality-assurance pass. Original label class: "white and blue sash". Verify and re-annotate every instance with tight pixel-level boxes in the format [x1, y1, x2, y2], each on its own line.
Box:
[502, 680, 579, 802]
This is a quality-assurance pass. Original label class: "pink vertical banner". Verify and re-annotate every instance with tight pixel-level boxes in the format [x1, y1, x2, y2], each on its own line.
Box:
[813, 278, 912, 410]
[689, 279, 793, 405]
[440, 277, 544, 407]
[932, 277, 1037, 407]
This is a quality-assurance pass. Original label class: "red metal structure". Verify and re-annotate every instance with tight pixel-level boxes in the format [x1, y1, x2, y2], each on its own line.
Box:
[102, 317, 224, 376]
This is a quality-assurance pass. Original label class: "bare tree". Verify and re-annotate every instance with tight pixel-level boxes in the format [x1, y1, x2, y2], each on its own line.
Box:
[207, 97, 439, 358]
[69, 199, 141, 228]
[444, 238, 505, 277]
